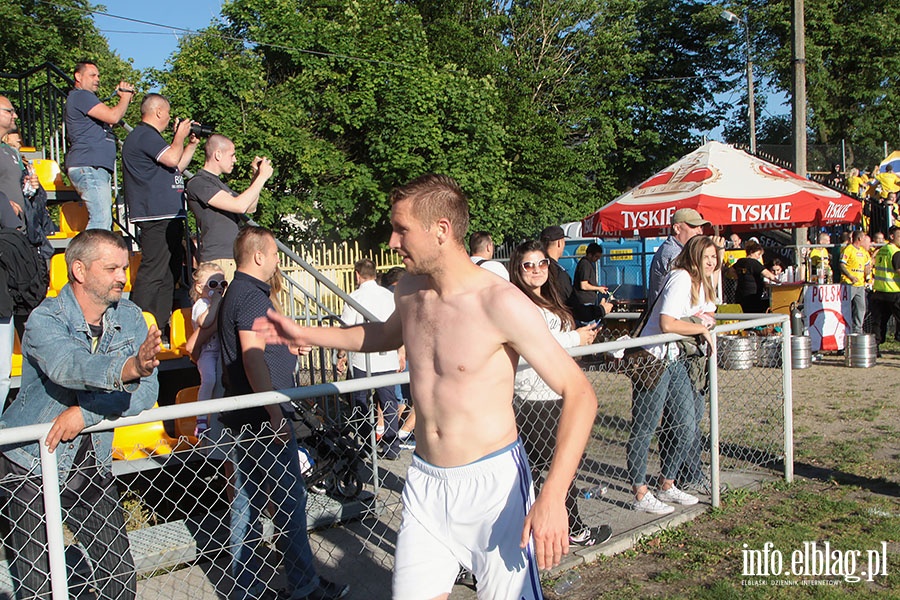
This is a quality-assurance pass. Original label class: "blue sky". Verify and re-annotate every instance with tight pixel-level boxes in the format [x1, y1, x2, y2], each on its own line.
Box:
[92, 1, 225, 72]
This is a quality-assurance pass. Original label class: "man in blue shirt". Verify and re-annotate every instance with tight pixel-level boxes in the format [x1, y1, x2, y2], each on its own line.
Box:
[218, 226, 349, 600]
[65, 61, 135, 230]
[122, 93, 199, 334]
[0, 229, 161, 599]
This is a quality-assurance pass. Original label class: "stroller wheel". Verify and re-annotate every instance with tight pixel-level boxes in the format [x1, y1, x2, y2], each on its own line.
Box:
[334, 468, 362, 499]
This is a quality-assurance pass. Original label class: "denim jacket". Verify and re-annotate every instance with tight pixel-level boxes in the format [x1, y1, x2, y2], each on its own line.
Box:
[0, 284, 159, 477]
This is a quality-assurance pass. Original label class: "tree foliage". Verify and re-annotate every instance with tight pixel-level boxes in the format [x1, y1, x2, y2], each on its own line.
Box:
[156, 0, 506, 246]
[0, 0, 138, 82]
[734, 0, 900, 167]
[14, 0, 892, 245]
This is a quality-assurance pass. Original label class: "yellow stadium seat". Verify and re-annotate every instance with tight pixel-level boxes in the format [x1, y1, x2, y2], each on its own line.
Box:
[31, 158, 72, 192]
[11, 330, 22, 379]
[48, 201, 89, 239]
[173, 386, 201, 444]
[46, 253, 68, 298]
[143, 311, 182, 361]
[112, 402, 193, 461]
[123, 251, 141, 293]
[169, 307, 194, 357]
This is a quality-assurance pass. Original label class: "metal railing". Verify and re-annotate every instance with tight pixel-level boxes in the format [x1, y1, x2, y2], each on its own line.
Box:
[0, 62, 72, 164]
[0, 314, 792, 599]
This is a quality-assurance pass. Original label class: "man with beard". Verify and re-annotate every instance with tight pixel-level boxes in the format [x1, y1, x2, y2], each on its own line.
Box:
[0, 229, 161, 598]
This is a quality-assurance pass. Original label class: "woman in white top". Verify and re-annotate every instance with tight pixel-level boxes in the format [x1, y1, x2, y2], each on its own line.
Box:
[509, 240, 611, 546]
[627, 235, 717, 515]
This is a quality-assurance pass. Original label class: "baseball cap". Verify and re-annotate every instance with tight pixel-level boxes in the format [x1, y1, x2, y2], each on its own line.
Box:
[672, 208, 710, 227]
[539, 225, 568, 243]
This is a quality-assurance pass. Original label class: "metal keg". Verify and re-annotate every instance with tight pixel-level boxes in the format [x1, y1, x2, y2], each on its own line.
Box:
[718, 335, 756, 370]
[791, 335, 811, 369]
[844, 333, 877, 368]
[757, 336, 783, 368]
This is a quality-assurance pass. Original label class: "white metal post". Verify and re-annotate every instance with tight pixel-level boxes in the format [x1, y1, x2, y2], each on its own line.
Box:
[708, 335, 721, 508]
[39, 435, 69, 600]
[781, 316, 794, 482]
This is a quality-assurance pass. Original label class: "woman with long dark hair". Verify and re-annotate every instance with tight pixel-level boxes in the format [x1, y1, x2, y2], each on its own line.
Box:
[627, 235, 717, 514]
[509, 240, 611, 546]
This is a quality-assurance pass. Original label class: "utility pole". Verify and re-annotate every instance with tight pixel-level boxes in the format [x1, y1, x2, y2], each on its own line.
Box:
[793, 0, 808, 261]
[722, 9, 756, 154]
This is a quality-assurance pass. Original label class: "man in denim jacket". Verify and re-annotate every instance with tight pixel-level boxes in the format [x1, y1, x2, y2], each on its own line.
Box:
[0, 229, 161, 599]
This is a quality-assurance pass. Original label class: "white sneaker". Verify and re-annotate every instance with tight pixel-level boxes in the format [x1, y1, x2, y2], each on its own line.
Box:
[656, 485, 699, 506]
[630, 492, 675, 514]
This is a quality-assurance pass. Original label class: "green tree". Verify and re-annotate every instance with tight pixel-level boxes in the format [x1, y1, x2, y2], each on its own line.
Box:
[417, 1, 736, 230]
[157, 0, 507, 246]
[0, 0, 138, 85]
[736, 0, 900, 169]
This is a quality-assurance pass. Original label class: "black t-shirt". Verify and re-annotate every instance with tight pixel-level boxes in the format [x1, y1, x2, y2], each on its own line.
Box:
[734, 257, 765, 298]
[186, 169, 241, 261]
[573, 257, 599, 305]
[218, 271, 298, 429]
[549, 259, 573, 305]
[122, 122, 185, 221]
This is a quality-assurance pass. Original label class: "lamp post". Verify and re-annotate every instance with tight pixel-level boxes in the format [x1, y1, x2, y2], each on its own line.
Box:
[722, 9, 757, 155]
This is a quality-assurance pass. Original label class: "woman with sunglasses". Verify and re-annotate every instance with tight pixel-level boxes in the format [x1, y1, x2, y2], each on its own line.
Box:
[509, 240, 612, 546]
[627, 235, 717, 514]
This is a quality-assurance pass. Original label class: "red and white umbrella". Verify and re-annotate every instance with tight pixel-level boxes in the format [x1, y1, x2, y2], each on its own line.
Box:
[582, 141, 861, 237]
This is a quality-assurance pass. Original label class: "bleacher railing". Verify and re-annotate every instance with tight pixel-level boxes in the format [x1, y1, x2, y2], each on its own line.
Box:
[0, 62, 72, 165]
[0, 314, 792, 599]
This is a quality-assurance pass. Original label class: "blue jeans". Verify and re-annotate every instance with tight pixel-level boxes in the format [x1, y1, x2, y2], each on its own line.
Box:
[229, 428, 318, 599]
[67, 166, 112, 230]
[626, 361, 697, 486]
[350, 366, 400, 456]
[847, 285, 866, 334]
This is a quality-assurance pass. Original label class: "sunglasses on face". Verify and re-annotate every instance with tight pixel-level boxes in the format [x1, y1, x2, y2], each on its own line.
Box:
[521, 259, 550, 271]
[207, 279, 228, 289]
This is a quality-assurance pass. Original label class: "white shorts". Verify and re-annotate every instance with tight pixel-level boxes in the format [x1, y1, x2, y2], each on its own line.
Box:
[392, 440, 543, 600]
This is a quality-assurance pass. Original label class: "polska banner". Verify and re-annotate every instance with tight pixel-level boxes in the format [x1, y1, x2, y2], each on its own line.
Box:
[804, 284, 852, 352]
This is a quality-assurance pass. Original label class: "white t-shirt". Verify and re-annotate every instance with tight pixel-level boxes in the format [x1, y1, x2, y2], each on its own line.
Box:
[471, 256, 510, 281]
[514, 306, 579, 401]
[341, 279, 400, 373]
[191, 297, 219, 356]
[640, 269, 715, 360]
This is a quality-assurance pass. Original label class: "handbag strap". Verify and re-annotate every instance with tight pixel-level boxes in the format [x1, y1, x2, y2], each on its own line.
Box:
[635, 274, 673, 336]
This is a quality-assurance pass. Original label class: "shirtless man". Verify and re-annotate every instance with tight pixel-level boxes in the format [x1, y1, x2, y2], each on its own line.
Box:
[253, 174, 598, 600]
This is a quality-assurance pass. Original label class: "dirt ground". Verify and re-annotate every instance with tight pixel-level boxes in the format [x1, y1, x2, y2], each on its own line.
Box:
[543, 347, 900, 599]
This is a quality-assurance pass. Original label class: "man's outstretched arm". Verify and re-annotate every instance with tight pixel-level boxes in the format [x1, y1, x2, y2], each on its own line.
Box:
[253, 308, 403, 353]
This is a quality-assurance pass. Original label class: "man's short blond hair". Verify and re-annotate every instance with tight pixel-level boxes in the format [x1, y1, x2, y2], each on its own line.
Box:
[234, 226, 274, 268]
[390, 174, 469, 245]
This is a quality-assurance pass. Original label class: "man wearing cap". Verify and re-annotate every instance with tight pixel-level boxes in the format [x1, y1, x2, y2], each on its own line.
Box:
[540, 225, 573, 301]
[648, 208, 723, 304]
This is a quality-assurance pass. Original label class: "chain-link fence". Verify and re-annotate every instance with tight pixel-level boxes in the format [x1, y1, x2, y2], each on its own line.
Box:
[0, 315, 791, 599]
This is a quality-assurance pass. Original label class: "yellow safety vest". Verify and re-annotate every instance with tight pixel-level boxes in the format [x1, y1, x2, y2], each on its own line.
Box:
[873, 243, 900, 293]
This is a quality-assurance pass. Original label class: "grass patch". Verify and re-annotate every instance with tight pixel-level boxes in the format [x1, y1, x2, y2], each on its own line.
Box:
[549, 480, 900, 599]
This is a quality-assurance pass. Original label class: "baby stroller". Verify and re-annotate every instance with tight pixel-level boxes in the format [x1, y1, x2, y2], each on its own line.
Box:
[290, 398, 364, 499]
